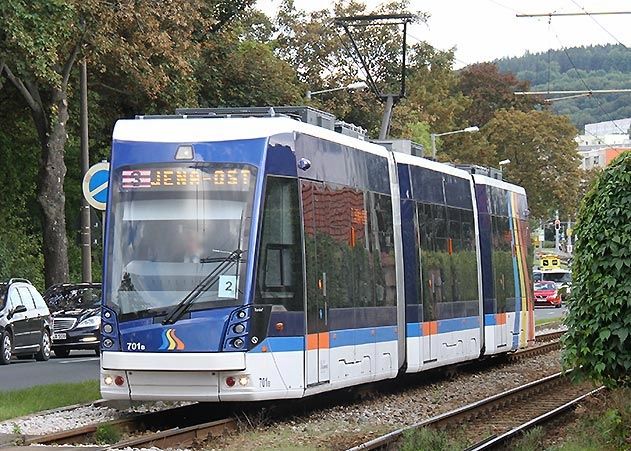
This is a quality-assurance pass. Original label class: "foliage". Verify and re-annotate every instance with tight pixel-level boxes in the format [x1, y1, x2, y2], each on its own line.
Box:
[94, 424, 121, 444]
[483, 109, 581, 219]
[548, 388, 631, 450]
[511, 426, 545, 451]
[497, 44, 631, 129]
[458, 62, 543, 127]
[0, 212, 45, 290]
[562, 151, 631, 387]
[399, 427, 466, 451]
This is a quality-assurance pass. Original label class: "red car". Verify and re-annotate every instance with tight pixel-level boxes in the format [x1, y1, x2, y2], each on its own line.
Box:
[534, 281, 562, 308]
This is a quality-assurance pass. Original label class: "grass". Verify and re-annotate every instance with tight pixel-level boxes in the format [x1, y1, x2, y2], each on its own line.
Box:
[535, 317, 563, 328]
[94, 424, 122, 444]
[399, 427, 467, 451]
[0, 379, 100, 422]
[508, 388, 631, 451]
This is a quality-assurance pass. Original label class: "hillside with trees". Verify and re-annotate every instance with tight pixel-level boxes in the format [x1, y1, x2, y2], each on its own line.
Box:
[497, 44, 631, 130]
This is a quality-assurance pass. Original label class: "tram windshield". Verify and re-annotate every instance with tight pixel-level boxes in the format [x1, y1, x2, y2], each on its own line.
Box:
[106, 163, 257, 319]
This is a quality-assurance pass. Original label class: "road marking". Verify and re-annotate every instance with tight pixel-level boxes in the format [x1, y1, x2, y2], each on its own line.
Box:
[58, 357, 100, 364]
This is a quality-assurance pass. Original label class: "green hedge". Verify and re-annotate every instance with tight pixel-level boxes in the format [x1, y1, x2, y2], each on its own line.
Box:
[562, 151, 631, 387]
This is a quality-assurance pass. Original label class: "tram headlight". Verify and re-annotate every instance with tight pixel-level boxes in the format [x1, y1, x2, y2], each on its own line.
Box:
[103, 375, 114, 386]
[232, 338, 244, 348]
[103, 338, 113, 348]
[103, 323, 113, 334]
[233, 323, 245, 334]
[238, 376, 249, 386]
[236, 310, 246, 319]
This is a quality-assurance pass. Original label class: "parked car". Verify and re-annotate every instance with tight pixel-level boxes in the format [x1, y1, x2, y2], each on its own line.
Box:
[43, 283, 102, 357]
[533, 269, 572, 299]
[0, 278, 53, 364]
[534, 281, 562, 308]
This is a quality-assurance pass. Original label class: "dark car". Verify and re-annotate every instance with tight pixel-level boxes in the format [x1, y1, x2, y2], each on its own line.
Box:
[0, 278, 53, 364]
[43, 283, 102, 357]
[534, 281, 562, 308]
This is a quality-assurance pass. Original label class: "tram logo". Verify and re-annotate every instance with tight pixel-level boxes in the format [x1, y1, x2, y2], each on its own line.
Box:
[159, 328, 186, 351]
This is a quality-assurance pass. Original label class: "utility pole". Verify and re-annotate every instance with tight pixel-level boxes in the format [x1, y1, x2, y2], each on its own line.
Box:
[554, 210, 561, 251]
[80, 59, 92, 283]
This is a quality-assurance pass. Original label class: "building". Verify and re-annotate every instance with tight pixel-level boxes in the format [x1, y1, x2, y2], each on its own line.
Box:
[576, 118, 631, 170]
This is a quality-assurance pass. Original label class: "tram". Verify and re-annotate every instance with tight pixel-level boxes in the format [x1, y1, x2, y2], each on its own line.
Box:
[100, 107, 534, 401]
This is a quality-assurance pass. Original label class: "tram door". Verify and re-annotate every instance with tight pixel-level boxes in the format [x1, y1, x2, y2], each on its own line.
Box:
[302, 181, 330, 386]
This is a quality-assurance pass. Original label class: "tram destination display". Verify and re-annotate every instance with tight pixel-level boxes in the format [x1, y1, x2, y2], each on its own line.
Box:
[120, 166, 252, 191]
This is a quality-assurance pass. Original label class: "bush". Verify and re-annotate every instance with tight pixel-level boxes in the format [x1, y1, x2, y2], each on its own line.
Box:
[0, 211, 44, 290]
[562, 151, 631, 387]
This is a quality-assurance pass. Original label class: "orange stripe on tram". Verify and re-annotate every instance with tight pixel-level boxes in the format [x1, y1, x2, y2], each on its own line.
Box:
[422, 321, 438, 336]
[307, 333, 319, 350]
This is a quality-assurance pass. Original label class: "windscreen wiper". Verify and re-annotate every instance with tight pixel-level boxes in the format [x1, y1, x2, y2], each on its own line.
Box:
[162, 250, 243, 325]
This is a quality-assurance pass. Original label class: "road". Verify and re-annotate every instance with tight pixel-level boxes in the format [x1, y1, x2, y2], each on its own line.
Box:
[0, 351, 99, 391]
[535, 305, 568, 322]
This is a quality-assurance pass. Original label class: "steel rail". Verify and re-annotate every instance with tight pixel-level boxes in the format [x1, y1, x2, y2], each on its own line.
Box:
[466, 386, 605, 450]
[347, 370, 594, 451]
[99, 417, 237, 450]
[23, 402, 220, 446]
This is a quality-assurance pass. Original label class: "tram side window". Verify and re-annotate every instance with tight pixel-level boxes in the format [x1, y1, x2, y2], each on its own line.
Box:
[368, 193, 396, 307]
[491, 213, 515, 313]
[256, 177, 303, 311]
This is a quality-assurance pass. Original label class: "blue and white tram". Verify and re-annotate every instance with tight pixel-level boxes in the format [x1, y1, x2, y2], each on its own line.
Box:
[100, 108, 534, 401]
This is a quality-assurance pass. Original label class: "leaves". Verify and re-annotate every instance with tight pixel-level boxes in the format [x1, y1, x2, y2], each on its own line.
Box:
[563, 151, 631, 387]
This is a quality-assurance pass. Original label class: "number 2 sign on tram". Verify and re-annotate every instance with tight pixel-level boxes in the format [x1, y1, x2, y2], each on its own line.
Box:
[82, 162, 110, 211]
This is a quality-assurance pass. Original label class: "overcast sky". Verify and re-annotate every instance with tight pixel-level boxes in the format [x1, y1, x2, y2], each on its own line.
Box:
[256, 0, 631, 68]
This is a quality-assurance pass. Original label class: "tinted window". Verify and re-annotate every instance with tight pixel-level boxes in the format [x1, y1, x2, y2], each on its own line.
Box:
[8, 288, 22, 311]
[30, 288, 48, 310]
[46, 287, 101, 311]
[256, 177, 304, 311]
[535, 282, 556, 290]
[17, 287, 36, 309]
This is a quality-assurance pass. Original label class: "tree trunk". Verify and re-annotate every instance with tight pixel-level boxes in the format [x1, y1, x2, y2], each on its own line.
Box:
[36, 88, 70, 287]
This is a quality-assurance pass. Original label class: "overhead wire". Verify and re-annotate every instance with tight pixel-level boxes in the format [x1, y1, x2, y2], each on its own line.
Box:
[548, 23, 628, 134]
[567, 0, 628, 49]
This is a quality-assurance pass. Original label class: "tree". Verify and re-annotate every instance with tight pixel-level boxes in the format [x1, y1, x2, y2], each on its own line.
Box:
[0, 0, 252, 286]
[458, 62, 543, 127]
[275, 0, 426, 135]
[390, 42, 468, 140]
[483, 109, 580, 219]
[562, 152, 631, 387]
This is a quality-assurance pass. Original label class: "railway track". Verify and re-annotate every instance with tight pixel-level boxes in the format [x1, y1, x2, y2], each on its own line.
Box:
[9, 331, 565, 450]
[18, 402, 234, 448]
[347, 370, 601, 451]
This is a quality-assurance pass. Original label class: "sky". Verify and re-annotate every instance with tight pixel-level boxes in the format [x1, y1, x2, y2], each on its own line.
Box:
[256, 0, 631, 68]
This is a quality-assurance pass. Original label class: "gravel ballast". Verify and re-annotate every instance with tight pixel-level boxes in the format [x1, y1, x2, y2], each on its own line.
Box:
[211, 350, 563, 450]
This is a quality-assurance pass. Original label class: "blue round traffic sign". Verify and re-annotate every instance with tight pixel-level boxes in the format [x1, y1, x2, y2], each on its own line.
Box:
[82, 162, 110, 210]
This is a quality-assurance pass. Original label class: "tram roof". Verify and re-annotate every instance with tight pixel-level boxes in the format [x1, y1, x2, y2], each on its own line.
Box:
[472, 173, 526, 195]
[112, 116, 390, 158]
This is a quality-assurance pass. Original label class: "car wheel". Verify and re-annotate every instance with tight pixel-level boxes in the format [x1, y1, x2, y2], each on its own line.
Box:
[35, 330, 51, 361]
[0, 331, 12, 365]
[53, 348, 70, 358]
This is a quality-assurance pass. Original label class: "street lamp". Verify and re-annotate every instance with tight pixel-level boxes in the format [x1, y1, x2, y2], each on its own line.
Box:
[430, 126, 479, 159]
[306, 81, 368, 100]
[499, 159, 511, 178]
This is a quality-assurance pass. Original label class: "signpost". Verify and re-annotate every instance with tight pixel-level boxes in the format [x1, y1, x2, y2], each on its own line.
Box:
[83, 162, 110, 268]
[83, 162, 110, 211]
